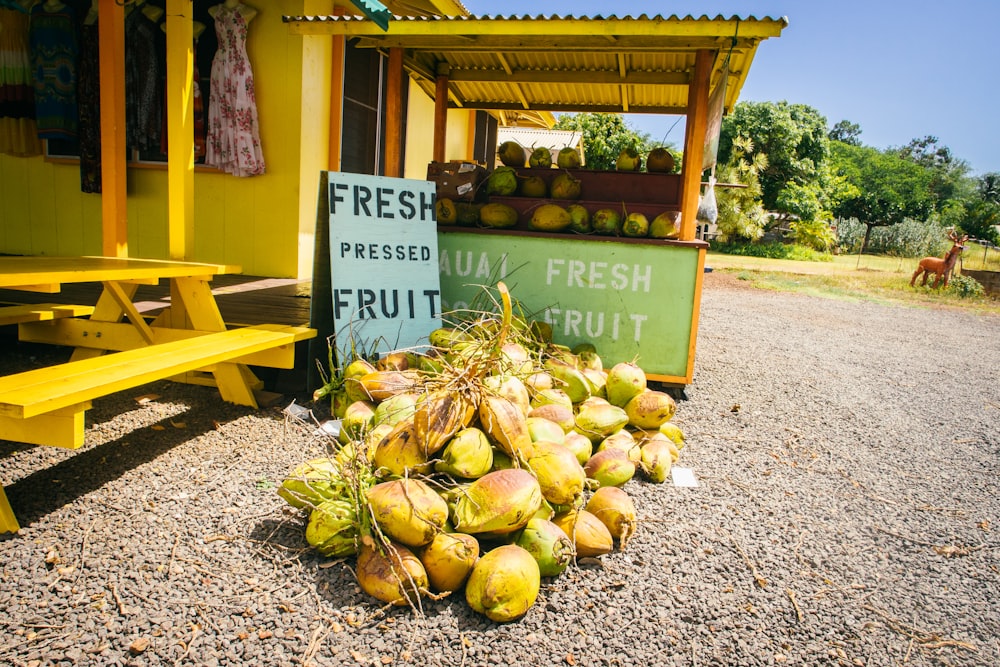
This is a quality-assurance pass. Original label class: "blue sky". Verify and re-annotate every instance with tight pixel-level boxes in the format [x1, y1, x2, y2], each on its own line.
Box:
[460, 0, 1000, 176]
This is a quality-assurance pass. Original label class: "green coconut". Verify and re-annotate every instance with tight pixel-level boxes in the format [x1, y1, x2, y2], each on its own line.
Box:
[556, 147, 582, 169]
[486, 166, 519, 196]
[527, 404, 576, 433]
[305, 498, 359, 557]
[278, 457, 345, 510]
[526, 416, 567, 445]
[435, 427, 494, 479]
[591, 208, 621, 236]
[574, 402, 629, 443]
[498, 141, 526, 167]
[622, 212, 650, 238]
[465, 545, 541, 622]
[372, 393, 417, 428]
[516, 517, 575, 577]
[528, 146, 553, 168]
[519, 176, 548, 197]
[562, 430, 595, 466]
[567, 204, 592, 233]
[606, 361, 647, 407]
[583, 448, 636, 488]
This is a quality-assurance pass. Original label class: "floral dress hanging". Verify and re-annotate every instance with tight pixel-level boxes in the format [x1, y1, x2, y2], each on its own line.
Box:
[205, 2, 264, 177]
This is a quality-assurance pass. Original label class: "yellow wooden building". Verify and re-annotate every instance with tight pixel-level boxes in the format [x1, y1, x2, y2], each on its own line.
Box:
[0, 0, 785, 279]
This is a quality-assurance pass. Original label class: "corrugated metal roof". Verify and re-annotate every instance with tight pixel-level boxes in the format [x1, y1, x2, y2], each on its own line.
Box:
[284, 13, 786, 116]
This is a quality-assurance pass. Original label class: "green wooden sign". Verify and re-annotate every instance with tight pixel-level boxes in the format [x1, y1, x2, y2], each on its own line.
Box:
[437, 231, 704, 381]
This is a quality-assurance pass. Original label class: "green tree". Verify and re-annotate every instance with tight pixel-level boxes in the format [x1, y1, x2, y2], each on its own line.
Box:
[960, 200, 1000, 244]
[828, 120, 862, 146]
[552, 113, 656, 171]
[714, 136, 770, 242]
[893, 135, 971, 210]
[830, 142, 935, 253]
[719, 101, 831, 213]
[978, 172, 1000, 204]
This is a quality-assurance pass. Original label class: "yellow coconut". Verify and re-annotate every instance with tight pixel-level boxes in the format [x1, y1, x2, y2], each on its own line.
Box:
[597, 430, 641, 463]
[465, 545, 541, 622]
[356, 540, 427, 606]
[484, 375, 531, 416]
[414, 389, 476, 456]
[638, 438, 673, 483]
[524, 441, 587, 506]
[527, 404, 576, 433]
[562, 430, 594, 466]
[526, 416, 567, 445]
[529, 387, 573, 411]
[452, 469, 542, 536]
[419, 532, 480, 593]
[659, 422, 686, 448]
[366, 478, 449, 548]
[372, 416, 433, 478]
[552, 509, 613, 557]
[624, 389, 677, 429]
[478, 394, 534, 459]
[574, 402, 629, 443]
[360, 370, 422, 402]
[585, 486, 637, 549]
[343, 358, 378, 403]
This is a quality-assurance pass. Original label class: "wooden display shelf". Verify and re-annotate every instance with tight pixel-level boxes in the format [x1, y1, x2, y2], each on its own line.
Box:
[509, 167, 681, 204]
[484, 196, 680, 233]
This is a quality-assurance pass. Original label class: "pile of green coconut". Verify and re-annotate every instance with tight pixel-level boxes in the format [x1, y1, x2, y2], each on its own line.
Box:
[278, 283, 686, 622]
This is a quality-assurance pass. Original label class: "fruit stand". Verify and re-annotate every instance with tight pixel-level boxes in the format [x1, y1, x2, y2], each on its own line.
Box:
[437, 167, 706, 386]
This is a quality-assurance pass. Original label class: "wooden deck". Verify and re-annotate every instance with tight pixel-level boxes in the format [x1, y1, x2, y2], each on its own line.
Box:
[0, 275, 313, 327]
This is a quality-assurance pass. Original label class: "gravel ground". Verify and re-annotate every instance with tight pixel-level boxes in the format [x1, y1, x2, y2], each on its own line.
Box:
[2, 273, 999, 667]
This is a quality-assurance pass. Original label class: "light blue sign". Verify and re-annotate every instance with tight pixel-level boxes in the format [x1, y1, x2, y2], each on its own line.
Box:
[327, 172, 441, 352]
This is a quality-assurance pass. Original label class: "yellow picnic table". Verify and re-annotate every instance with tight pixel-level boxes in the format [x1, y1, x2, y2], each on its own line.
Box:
[0, 256, 316, 533]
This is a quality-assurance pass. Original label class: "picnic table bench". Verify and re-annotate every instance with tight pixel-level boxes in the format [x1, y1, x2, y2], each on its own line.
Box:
[0, 256, 317, 533]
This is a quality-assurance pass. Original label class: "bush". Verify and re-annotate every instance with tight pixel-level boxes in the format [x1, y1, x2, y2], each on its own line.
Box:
[946, 275, 985, 299]
[836, 217, 947, 257]
[711, 241, 833, 262]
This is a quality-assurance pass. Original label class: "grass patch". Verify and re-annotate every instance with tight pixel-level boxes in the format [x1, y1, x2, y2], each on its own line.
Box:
[710, 255, 1000, 316]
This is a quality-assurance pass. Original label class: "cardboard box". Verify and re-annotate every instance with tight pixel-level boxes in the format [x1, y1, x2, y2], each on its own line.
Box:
[427, 161, 487, 202]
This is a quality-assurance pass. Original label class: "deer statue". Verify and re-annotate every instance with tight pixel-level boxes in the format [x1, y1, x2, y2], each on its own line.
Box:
[910, 230, 969, 288]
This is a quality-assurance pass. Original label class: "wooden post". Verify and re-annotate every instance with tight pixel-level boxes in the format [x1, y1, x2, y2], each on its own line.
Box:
[328, 36, 345, 171]
[433, 63, 450, 163]
[165, 0, 195, 260]
[384, 47, 404, 177]
[679, 49, 714, 242]
[98, 0, 127, 257]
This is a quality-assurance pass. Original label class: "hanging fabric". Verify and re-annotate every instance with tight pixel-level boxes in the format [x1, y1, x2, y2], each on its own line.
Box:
[0, 5, 42, 155]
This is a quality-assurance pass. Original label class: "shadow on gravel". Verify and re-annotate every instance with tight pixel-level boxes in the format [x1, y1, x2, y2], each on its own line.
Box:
[1, 401, 240, 532]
